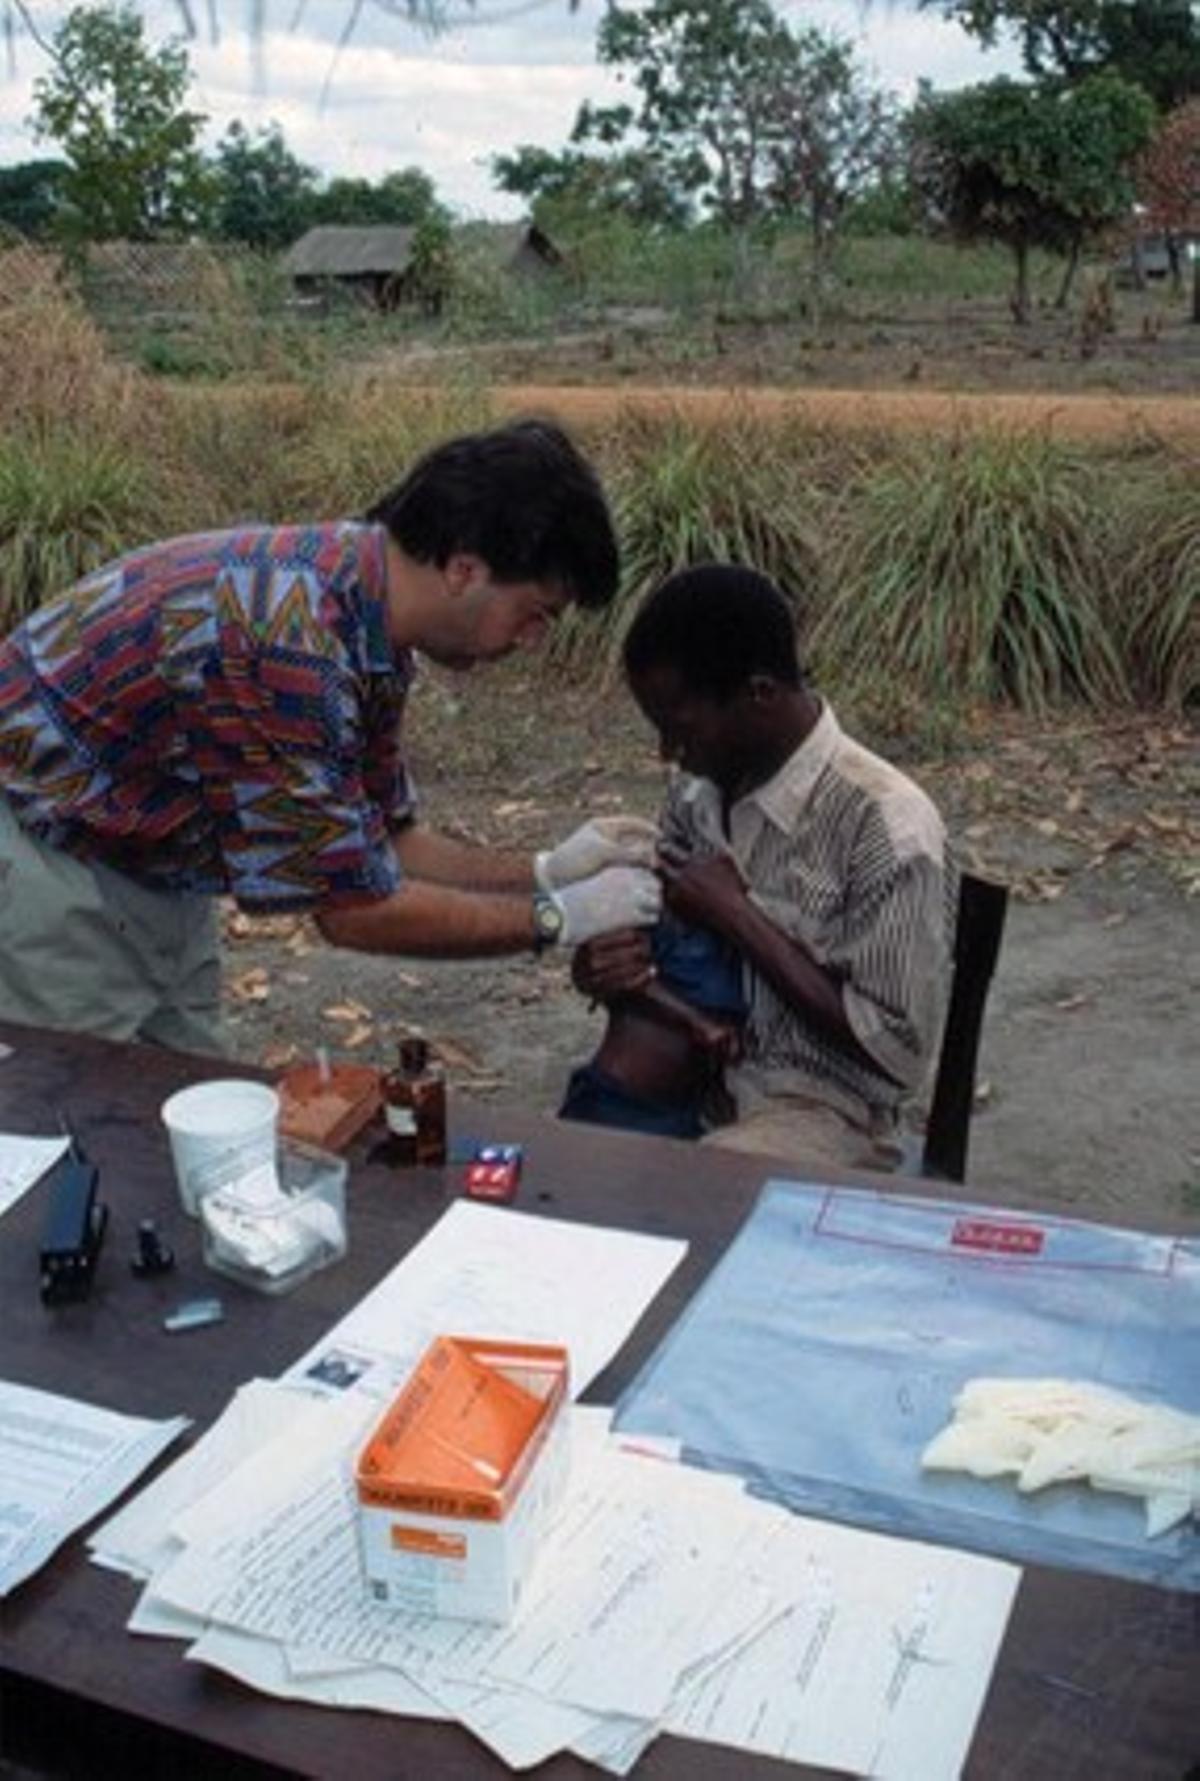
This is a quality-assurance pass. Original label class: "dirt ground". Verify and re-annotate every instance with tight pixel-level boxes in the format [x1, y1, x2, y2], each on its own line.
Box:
[219, 663, 1199, 1232]
[379, 283, 1200, 413]
[478, 380, 1200, 448]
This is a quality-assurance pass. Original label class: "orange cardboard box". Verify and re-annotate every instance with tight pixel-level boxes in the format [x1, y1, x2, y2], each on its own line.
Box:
[355, 1335, 570, 1623]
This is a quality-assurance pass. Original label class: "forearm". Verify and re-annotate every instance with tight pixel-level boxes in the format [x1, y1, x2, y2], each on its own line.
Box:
[392, 823, 535, 893]
[719, 896, 882, 1072]
[316, 879, 535, 958]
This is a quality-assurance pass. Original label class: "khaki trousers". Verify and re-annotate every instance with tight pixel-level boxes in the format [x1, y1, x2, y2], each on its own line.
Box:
[704, 1091, 902, 1175]
[0, 797, 223, 1054]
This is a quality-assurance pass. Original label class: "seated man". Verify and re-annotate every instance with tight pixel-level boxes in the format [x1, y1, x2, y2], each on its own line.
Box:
[569, 563, 955, 1173]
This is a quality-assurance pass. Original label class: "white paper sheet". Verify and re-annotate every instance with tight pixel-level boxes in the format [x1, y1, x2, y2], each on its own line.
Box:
[190, 1626, 452, 1717]
[0, 1132, 69, 1219]
[92, 1378, 316, 1579]
[282, 1199, 688, 1403]
[0, 1379, 187, 1596]
[666, 1505, 1020, 1781]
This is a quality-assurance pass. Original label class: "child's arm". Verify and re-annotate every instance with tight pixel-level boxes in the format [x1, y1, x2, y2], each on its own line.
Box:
[616, 981, 742, 1062]
[572, 930, 741, 1059]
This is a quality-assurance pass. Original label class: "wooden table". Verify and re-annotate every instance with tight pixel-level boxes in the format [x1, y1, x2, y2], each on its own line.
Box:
[1, 1021, 1197, 1780]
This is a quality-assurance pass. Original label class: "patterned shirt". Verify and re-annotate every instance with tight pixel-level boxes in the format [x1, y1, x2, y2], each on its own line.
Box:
[0, 523, 416, 911]
[661, 703, 954, 1130]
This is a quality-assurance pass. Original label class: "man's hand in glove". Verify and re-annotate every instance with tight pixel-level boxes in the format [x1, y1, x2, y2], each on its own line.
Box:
[549, 865, 662, 946]
[535, 816, 658, 891]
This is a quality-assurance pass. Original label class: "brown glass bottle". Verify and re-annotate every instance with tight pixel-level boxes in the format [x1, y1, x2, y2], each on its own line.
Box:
[380, 1038, 446, 1167]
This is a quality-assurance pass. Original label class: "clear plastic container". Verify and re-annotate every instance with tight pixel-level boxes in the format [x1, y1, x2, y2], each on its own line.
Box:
[195, 1139, 347, 1295]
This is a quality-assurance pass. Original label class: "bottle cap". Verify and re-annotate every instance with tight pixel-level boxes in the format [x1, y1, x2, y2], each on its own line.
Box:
[398, 1037, 429, 1074]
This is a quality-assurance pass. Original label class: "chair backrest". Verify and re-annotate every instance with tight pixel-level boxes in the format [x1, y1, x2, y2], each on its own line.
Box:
[921, 871, 1009, 1183]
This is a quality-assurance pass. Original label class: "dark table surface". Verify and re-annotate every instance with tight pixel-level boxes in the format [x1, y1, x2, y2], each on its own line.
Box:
[0, 1019, 1197, 1781]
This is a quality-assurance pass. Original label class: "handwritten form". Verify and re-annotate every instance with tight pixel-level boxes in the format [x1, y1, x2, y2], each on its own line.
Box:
[0, 1133, 69, 1220]
[0, 1380, 187, 1596]
[93, 1381, 1018, 1778]
[86, 1203, 1020, 1776]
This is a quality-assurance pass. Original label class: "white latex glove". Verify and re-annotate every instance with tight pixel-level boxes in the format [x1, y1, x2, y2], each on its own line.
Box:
[549, 865, 662, 946]
[535, 816, 659, 891]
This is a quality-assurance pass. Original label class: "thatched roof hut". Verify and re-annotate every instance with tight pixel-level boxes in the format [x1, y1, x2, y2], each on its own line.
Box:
[282, 225, 418, 309]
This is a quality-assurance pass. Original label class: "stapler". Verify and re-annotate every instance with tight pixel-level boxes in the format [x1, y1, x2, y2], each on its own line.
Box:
[39, 1136, 107, 1306]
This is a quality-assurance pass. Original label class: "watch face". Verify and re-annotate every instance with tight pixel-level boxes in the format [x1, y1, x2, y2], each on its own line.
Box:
[534, 894, 563, 948]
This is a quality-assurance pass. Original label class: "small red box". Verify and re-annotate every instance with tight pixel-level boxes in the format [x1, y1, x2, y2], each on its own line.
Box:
[464, 1145, 522, 1203]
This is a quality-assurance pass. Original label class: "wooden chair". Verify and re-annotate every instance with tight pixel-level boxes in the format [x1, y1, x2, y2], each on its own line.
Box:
[907, 871, 1009, 1185]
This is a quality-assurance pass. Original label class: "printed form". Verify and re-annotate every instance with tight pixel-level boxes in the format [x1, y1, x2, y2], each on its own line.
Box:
[0, 1132, 69, 1219]
[0, 1379, 187, 1596]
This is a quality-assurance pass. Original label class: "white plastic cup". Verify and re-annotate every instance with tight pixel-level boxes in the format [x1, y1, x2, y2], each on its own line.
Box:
[161, 1079, 280, 1216]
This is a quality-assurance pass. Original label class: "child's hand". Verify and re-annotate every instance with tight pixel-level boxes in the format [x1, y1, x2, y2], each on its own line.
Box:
[687, 1012, 744, 1064]
[571, 928, 655, 1000]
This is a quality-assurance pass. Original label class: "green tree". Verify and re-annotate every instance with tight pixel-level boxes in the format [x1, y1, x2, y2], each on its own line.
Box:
[577, 0, 896, 264]
[764, 28, 900, 271]
[309, 166, 444, 227]
[0, 160, 69, 238]
[910, 73, 1156, 320]
[589, 0, 796, 227]
[1136, 97, 1200, 315]
[30, 3, 212, 241]
[211, 122, 319, 250]
[492, 140, 694, 230]
[933, 1, 1200, 109]
[407, 210, 453, 315]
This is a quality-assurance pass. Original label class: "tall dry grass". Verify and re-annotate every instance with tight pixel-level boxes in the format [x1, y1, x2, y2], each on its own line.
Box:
[0, 247, 173, 626]
[0, 246, 143, 439]
[548, 407, 832, 683]
[0, 270, 1193, 724]
[1110, 467, 1200, 710]
[813, 430, 1128, 713]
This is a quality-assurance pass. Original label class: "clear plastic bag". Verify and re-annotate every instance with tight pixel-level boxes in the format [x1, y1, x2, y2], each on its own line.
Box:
[615, 1179, 1200, 1590]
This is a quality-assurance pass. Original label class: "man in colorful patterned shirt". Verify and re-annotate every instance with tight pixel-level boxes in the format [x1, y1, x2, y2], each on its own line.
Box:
[572, 564, 954, 1172]
[0, 420, 660, 1051]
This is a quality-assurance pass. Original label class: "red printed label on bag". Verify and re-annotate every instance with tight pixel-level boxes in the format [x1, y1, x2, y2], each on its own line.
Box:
[951, 1218, 1045, 1256]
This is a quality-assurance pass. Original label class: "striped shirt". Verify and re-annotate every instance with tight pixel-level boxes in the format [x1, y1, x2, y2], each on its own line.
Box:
[0, 523, 416, 911]
[661, 703, 953, 1131]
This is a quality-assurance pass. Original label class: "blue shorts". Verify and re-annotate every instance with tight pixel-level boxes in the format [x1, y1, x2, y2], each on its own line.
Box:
[558, 1062, 704, 1141]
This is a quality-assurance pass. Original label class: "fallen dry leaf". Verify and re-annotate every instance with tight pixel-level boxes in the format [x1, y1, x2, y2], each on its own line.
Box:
[322, 1001, 372, 1024]
[228, 967, 270, 1004]
[431, 1034, 488, 1074]
[261, 1042, 299, 1070]
[342, 1023, 375, 1050]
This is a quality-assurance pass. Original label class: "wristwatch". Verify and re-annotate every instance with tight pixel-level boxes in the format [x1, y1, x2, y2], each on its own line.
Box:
[531, 891, 564, 954]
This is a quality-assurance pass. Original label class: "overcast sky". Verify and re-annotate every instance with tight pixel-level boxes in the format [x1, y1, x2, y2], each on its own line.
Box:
[0, 0, 1020, 217]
